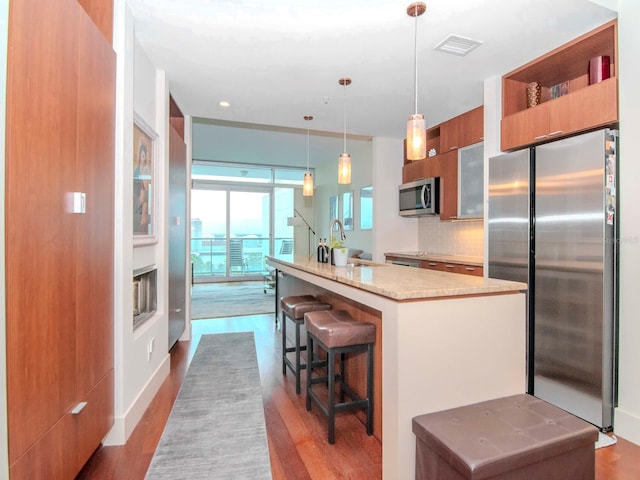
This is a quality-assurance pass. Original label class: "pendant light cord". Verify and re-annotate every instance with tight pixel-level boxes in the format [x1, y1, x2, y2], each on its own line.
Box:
[413, 9, 418, 115]
[306, 125, 310, 170]
[343, 83, 347, 153]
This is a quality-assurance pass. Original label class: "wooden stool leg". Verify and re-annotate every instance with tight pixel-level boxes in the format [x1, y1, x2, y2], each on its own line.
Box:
[295, 320, 302, 394]
[366, 343, 374, 436]
[328, 347, 336, 444]
[339, 352, 346, 403]
[306, 333, 313, 411]
[281, 311, 287, 376]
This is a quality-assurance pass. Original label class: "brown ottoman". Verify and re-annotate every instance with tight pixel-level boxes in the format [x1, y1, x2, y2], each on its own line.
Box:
[412, 394, 598, 480]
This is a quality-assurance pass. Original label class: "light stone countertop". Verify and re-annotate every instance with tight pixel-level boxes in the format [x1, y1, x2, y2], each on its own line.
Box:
[266, 254, 526, 301]
[384, 251, 484, 266]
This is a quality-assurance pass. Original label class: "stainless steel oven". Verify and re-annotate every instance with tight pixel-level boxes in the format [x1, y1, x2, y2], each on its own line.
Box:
[398, 177, 440, 217]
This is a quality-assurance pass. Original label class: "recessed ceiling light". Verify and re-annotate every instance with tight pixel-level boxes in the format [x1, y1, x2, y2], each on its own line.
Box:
[219, 100, 230, 108]
[434, 34, 482, 56]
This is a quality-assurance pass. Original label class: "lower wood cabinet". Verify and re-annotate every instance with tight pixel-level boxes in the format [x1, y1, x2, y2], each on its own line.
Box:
[385, 256, 483, 277]
[420, 259, 483, 277]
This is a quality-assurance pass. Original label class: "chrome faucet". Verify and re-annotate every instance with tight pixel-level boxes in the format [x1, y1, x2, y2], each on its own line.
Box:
[329, 219, 346, 248]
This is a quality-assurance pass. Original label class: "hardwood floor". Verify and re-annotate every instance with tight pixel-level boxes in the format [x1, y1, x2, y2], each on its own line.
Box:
[77, 313, 640, 479]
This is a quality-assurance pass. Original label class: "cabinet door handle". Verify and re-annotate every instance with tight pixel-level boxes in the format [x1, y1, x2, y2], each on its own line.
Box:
[449, 146, 458, 150]
[71, 401, 88, 415]
[534, 134, 548, 140]
[428, 263, 438, 267]
[548, 130, 563, 136]
[464, 267, 475, 271]
[445, 264, 456, 269]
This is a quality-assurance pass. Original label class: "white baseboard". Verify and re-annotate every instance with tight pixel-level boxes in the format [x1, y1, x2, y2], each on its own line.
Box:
[102, 353, 171, 446]
[613, 407, 640, 447]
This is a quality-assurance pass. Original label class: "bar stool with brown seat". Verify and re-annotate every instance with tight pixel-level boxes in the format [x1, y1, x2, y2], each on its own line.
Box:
[281, 295, 332, 394]
[305, 309, 376, 444]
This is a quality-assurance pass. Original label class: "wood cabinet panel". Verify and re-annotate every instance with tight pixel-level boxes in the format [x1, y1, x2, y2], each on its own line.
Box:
[168, 124, 188, 348]
[460, 264, 484, 276]
[549, 77, 618, 135]
[501, 20, 617, 151]
[440, 116, 461, 153]
[402, 158, 426, 184]
[6, 0, 115, 475]
[420, 260, 446, 271]
[460, 106, 484, 147]
[440, 106, 484, 152]
[501, 102, 550, 151]
[402, 156, 440, 184]
[6, 0, 80, 463]
[75, 3, 115, 398]
[74, 371, 115, 472]
[9, 371, 114, 480]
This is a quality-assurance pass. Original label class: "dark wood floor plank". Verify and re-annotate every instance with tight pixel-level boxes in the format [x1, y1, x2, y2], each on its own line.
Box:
[76, 312, 639, 480]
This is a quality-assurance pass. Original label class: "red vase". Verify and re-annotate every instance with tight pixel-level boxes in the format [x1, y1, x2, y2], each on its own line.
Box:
[589, 55, 610, 85]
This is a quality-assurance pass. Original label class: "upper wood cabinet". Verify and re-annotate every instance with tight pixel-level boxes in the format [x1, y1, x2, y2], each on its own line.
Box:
[403, 105, 483, 183]
[401, 156, 441, 184]
[501, 20, 618, 151]
[440, 106, 484, 153]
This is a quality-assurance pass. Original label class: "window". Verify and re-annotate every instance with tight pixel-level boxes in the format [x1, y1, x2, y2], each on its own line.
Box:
[342, 191, 353, 230]
[360, 186, 373, 230]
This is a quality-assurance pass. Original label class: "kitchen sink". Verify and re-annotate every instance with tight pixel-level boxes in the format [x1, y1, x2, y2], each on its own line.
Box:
[347, 260, 384, 268]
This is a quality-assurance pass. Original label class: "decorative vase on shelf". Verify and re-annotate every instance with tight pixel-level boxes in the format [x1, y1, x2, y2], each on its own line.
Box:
[526, 81, 541, 108]
[332, 247, 349, 267]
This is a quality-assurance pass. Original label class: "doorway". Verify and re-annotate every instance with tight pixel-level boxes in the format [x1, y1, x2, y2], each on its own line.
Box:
[191, 187, 271, 282]
[191, 184, 295, 283]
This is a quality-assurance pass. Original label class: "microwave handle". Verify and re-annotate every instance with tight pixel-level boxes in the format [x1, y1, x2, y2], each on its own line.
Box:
[420, 184, 428, 209]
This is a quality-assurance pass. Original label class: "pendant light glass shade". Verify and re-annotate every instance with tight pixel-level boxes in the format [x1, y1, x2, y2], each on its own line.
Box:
[303, 172, 313, 196]
[303, 115, 314, 196]
[338, 77, 352, 185]
[407, 113, 426, 160]
[406, 2, 427, 161]
[338, 153, 351, 184]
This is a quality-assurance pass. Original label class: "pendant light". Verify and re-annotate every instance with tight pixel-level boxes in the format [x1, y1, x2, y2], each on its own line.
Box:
[303, 115, 314, 196]
[406, 2, 427, 161]
[338, 77, 352, 185]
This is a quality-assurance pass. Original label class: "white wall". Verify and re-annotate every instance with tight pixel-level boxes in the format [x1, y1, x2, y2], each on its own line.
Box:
[105, 3, 171, 445]
[613, 0, 640, 446]
[417, 217, 483, 258]
[372, 137, 419, 262]
[314, 137, 373, 256]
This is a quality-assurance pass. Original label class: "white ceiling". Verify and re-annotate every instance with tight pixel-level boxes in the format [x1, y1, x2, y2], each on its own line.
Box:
[128, 0, 617, 167]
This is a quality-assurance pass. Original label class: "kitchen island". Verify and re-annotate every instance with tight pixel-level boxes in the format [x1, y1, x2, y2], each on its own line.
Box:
[267, 254, 527, 480]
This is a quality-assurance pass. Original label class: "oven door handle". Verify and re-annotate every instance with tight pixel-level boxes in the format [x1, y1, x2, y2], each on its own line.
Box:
[420, 184, 428, 209]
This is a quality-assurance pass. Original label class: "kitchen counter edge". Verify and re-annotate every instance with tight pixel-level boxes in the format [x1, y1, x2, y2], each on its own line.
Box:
[266, 255, 526, 301]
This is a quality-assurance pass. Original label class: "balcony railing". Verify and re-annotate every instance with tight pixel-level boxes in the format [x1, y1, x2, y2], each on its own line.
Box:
[190, 236, 293, 278]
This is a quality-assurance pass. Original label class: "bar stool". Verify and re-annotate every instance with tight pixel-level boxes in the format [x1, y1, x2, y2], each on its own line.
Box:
[305, 309, 375, 444]
[281, 295, 332, 394]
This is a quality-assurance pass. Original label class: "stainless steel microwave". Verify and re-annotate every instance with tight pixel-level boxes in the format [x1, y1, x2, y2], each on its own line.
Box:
[399, 177, 440, 217]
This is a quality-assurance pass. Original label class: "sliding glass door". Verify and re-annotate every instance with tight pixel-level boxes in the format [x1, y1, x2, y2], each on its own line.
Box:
[191, 186, 272, 282]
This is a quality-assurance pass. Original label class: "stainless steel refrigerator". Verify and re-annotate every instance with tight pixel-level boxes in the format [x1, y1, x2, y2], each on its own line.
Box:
[488, 128, 618, 431]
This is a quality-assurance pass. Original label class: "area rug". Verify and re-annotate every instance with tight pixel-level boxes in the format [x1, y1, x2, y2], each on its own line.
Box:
[191, 282, 275, 319]
[145, 332, 272, 479]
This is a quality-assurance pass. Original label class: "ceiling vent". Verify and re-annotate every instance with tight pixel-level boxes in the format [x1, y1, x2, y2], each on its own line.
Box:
[434, 34, 482, 56]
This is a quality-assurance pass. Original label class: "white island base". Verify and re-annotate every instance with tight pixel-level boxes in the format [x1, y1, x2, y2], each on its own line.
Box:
[268, 257, 526, 480]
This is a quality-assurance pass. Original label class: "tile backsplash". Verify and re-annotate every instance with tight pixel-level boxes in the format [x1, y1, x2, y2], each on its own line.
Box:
[418, 216, 484, 258]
